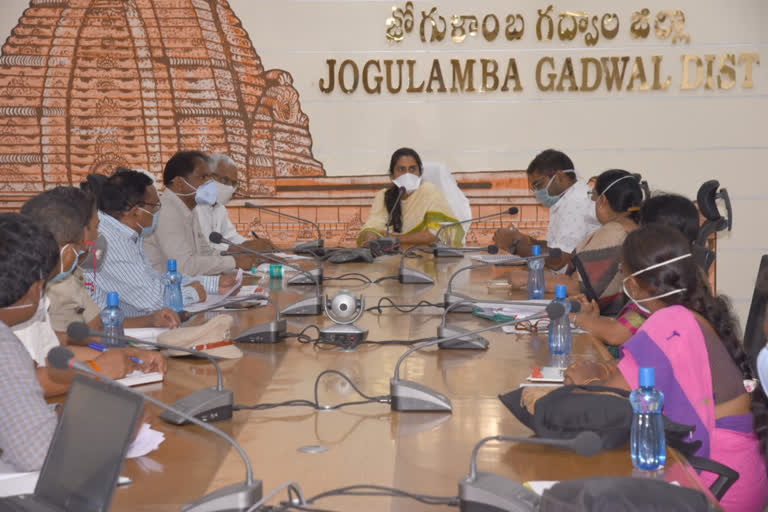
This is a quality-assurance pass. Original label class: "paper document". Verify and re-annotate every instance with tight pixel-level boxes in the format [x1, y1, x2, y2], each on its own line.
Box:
[471, 253, 525, 264]
[523, 481, 558, 495]
[185, 270, 256, 313]
[117, 370, 164, 387]
[124, 327, 168, 345]
[126, 423, 165, 459]
[0, 464, 38, 496]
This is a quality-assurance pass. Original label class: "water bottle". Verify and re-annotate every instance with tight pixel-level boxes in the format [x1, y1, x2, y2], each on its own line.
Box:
[548, 284, 572, 355]
[630, 367, 666, 470]
[162, 259, 183, 312]
[526, 245, 545, 299]
[100, 292, 125, 347]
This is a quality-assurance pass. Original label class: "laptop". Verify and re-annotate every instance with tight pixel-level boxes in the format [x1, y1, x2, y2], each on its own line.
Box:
[0, 375, 143, 511]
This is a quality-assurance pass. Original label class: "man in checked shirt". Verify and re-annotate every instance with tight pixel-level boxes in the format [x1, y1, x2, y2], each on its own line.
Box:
[0, 213, 62, 471]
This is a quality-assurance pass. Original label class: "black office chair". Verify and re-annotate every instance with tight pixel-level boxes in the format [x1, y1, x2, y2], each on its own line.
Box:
[744, 255, 768, 373]
[694, 180, 733, 272]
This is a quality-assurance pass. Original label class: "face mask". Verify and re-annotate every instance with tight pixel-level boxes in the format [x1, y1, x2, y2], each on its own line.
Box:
[136, 207, 159, 238]
[178, 177, 217, 206]
[622, 253, 693, 314]
[756, 346, 767, 397]
[50, 244, 85, 283]
[216, 183, 235, 205]
[599, 175, 635, 199]
[11, 294, 48, 326]
[392, 173, 422, 193]
[533, 173, 564, 208]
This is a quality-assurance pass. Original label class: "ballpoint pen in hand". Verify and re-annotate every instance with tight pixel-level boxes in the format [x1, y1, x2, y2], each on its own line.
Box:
[88, 342, 145, 365]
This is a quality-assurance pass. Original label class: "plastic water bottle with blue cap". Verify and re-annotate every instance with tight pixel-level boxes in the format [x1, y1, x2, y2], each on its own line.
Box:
[526, 245, 545, 299]
[548, 284, 572, 355]
[630, 367, 666, 470]
[100, 292, 125, 347]
[162, 259, 183, 312]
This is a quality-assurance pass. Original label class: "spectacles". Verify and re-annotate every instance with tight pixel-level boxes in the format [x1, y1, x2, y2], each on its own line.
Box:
[138, 201, 162, 212]
[213, 175, 238, 188]
[529, 171, 556, 192]
[514, 319, 549, 333]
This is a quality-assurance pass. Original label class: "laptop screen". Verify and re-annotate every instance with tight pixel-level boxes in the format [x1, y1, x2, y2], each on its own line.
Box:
[35, 375, 143, 512]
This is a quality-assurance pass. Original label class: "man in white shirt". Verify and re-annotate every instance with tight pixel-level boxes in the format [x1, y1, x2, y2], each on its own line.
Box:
[196, 153, 274, 253]
[494, 149, 600, 270]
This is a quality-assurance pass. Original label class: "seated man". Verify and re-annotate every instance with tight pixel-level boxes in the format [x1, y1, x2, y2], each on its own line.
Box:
[494, 149, 600, 270]
[0, 213, 59, 470]
[196, 153, 274, 253]
[21, 187, 180, 340]
[143, 151, 257, 275]
[81, 169, 238, 316]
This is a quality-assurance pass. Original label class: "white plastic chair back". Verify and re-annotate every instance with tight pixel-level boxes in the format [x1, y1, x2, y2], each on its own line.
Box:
[421, 162, 471, 245]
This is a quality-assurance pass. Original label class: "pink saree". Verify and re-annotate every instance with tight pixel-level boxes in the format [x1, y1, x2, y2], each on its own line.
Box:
[617, 305, 768, 511]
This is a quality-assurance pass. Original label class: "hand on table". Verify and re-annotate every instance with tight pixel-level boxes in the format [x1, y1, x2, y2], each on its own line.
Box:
[563, 360, 613, 385]
[185, 281, 206, 303]
[218, 273, 241, 295]
[126, 347, 167, 374]
[521, 386, 551, 414]
[93, 349, 135, 379]
[150, 308, 180, 329]
[493, 227, 525, 250]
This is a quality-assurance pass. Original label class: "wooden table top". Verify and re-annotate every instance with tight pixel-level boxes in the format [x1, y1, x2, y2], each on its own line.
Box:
[109, 253, 717, 511]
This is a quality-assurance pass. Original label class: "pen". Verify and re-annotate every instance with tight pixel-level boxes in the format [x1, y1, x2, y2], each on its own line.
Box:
[250, 230, 260, 240]
[88, 342, 144, 365]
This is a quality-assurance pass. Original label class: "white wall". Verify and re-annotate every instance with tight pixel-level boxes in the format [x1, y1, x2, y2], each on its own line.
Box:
[1, 0, 765, 325]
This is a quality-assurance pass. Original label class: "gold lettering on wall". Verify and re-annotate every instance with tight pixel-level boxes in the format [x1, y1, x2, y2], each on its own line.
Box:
[738, 53, 759, 88]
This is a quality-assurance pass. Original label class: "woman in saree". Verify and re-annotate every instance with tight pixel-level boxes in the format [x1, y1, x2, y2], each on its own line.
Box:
[531, 225, 768, 511]
[357, 147, 463, 247]
[507, 169, 644, 315]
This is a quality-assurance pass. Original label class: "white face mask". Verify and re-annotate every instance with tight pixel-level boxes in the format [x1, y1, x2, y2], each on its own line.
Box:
[216, 183, 235, 205]
[622, 253, 693, 314]
[392, 173, 422, 193]
[9, 294, 48, 326]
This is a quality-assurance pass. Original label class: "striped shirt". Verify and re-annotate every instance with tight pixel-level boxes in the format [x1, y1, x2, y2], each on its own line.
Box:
[83, 212, 219, 317]
[0, 321, 57, 471]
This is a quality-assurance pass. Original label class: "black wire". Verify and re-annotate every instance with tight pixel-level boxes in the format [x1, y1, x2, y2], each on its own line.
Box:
[233, 369, 390, 411]
[305, 485, 459, 507]
[365, 296, 445, 313]
[323, 273, 372, 284]
[361, 336, 437, 346]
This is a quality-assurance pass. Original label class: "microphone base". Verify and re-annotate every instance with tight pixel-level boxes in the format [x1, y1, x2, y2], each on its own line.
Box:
[280, 295, 323, 316]
[287, 267, 323, 286]
[182, 480, 263, 512]
[458, 472, 541, 512]
[437, 325, 489, 350]
[398, 267, 435, 285]
[233, 319, 287, 344]
[293, 239, 324, 255]
[159, 387, 234, 425]
[433, 245, 465, 258]
[318, 323, 368, 350]
[443, 292, 476, 313]
[390, 378, 452, 412]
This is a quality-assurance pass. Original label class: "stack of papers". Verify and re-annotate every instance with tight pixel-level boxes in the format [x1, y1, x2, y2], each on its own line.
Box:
[124, 327, 168, 345]
[117, 370, 164, 387]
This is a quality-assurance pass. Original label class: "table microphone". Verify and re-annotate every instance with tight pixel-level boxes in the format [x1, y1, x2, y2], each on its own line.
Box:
[459, 431, 602, 512]
[244, 202, 323, 255]
[390, 302, 566, 412]
[437, 299, 489, 350]
[209, 232, 323, 316]
[178, 293, 270, 323]
[398, 245, 435, 284]
[47, 346, 262, 512]
[443, 247, 564, 312]
[432, 207, 519, 258]
[66, 322, 232, 426]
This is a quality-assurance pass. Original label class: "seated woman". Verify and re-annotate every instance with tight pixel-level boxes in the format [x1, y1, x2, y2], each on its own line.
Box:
[507, 170, 644, 316]
[357, 148, 463, 247]
[573, 192, 703, 353]
[554, 225, 768, 511]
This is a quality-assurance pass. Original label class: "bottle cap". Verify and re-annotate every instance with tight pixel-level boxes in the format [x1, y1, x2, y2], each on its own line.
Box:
[555, 284, 566, 299]
[167, 259, 177, 272]
[106, 292, 119, 307]
[531, 245, 541, 256]
[638, 367, 655, 387]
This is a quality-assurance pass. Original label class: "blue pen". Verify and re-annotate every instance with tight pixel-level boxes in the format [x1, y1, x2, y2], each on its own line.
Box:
[88, 342, 144, 365]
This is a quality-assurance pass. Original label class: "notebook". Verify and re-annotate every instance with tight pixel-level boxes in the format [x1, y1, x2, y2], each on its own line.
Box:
[0, 375, 143, 511]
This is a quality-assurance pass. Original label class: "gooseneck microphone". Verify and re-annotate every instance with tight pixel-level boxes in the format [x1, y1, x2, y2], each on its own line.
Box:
[244, 202, 323, 255]
[210, 232, 323, 316]
[390, 302, 566, 412]
[459, 431, 602, 512]
[47, 346, 262, 512]
[432, 207, 518, 258]
[398, 245, 435, 285]
[437, 299, 489, 350]
[385, 186, 406, 239]
[67, 322, 232, 425]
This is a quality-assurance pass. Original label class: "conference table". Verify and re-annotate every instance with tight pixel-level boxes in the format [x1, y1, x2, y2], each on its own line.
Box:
[109, 253, 718, 511]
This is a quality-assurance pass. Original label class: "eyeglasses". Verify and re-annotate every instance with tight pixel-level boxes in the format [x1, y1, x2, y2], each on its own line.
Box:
[213, 175, 238, 188]
[514, 319, 550, 333]
[138, 201, 162, 212]
[529, 171, 556, 192]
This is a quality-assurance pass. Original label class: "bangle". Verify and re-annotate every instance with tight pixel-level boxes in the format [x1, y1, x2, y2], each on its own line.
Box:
[86, 360, 100, 373]
[583, 377, 600, 385]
